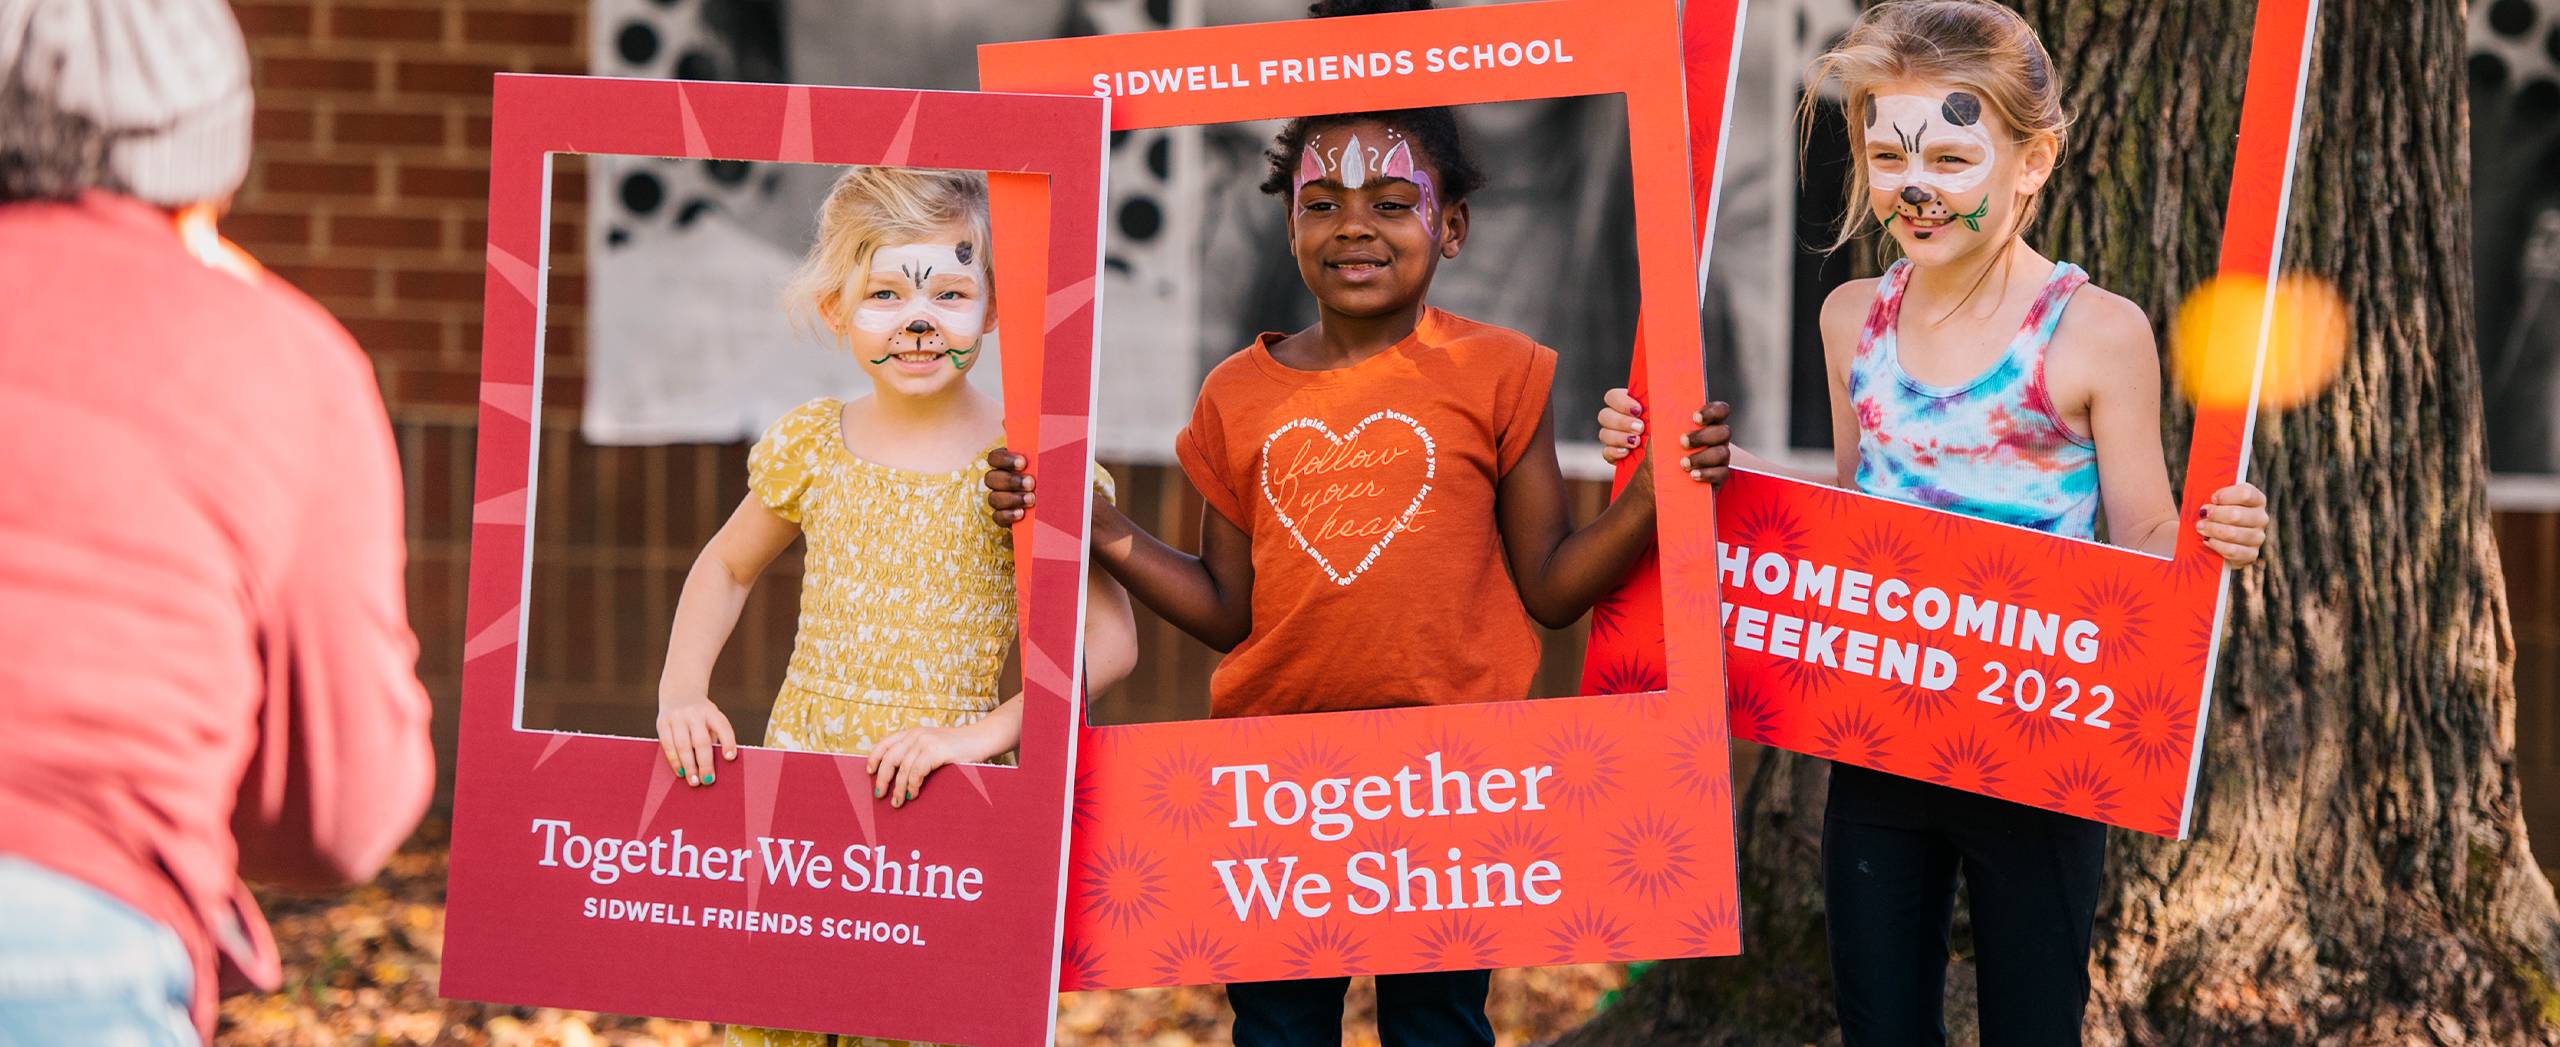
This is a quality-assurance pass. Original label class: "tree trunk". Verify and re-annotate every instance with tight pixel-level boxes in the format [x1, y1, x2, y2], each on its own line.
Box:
[1556, 1, 2560, 1043]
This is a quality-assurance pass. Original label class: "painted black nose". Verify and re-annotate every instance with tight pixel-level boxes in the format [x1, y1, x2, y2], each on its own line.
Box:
[1899, 186, 1932, 206]
[905, 319, 934, 334]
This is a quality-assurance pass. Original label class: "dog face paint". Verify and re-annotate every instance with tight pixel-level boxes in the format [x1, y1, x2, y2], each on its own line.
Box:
[846, 240, 989, 370]
[1294, 127, 1440, 235]
[1865, 91, 1997, 241]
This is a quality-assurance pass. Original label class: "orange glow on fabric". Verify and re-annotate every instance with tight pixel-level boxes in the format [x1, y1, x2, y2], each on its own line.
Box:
[173, 203, 264, 283]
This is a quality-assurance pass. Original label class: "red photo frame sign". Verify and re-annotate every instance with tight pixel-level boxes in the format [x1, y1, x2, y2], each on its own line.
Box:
[442, 75, 1108, 1045]
[1588, 0, 2323, 839]
[980, 0, 1744, 989]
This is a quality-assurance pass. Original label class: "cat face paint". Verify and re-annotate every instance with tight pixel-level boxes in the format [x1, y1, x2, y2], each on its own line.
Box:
[1294, 127, 1440, 234]
[846, 240, 989, 370]
[1865, 91, 1997, 241]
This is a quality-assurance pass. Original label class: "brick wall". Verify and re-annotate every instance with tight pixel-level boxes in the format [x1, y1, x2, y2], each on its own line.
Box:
[228, 0, 591, 792]
[230, 0, 587, 416]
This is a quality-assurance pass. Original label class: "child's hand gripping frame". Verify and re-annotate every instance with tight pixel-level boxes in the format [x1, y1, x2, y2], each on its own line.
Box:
[442, 76, 1108, 1046]
[981, 0, 1745, 989]
[1593, 0, 2325, 839]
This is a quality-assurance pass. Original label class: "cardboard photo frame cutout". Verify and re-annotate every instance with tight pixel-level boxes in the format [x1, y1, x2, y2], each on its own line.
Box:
[1589, 0, 2324, 839]
[443, 75, 1108, 1045]
[980, 0, 1744, 989]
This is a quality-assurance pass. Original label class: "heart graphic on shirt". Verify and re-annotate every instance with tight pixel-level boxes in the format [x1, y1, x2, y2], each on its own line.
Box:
[1257, 410, 1438, 587]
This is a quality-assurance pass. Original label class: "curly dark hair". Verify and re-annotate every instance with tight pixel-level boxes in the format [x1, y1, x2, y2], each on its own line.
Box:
[1256, 0, 1487, 206]
[0, 79, 120, 204]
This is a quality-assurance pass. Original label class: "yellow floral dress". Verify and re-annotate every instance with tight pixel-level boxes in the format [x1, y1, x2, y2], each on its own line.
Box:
[724, 397, 1107, 1047]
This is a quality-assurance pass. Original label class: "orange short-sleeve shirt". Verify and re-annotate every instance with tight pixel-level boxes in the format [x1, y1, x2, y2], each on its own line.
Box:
[1175, 308, 1559, 718]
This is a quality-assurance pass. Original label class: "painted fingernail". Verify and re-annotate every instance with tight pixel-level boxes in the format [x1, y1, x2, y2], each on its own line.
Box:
[1629, 419, 1644, 433]
[701, 772, 714, 785]
[1629, 436, 1642, 449]
[1021, 476, 1035, 491]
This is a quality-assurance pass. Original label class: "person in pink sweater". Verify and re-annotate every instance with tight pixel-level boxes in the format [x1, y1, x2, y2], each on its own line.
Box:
[0, 1, 435, 1041]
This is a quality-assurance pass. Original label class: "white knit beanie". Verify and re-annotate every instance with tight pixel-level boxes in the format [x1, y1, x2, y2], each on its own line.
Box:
[0, 0, 253, 205]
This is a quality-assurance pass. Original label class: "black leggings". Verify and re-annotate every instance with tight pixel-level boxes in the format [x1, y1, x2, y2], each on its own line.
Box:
[1822, 764, 2107, 1047]
[1226, 970, 1493, 1047]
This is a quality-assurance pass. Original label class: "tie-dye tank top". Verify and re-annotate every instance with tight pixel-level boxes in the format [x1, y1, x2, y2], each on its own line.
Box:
[1849, 258, 2100, 538]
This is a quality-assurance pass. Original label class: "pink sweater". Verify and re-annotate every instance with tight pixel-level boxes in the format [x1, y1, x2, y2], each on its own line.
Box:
[0, 194, 435, 1035]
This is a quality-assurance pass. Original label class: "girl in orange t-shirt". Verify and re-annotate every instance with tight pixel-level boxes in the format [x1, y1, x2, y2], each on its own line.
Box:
[982, 3, 1731, 1041]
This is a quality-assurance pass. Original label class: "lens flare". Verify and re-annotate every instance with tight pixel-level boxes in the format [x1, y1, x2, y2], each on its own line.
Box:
[2171, 273, 2349, 410]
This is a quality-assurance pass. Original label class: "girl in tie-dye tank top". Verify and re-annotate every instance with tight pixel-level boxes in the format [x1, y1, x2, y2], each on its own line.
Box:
[1594, 3, 2274, 1043]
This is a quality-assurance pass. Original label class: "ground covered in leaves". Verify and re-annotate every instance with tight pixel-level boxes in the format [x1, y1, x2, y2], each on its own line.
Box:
[218, 822, 1628, 1046]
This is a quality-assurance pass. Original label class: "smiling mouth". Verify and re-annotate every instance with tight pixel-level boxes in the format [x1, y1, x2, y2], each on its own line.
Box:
[1326, 257, 1389, 271]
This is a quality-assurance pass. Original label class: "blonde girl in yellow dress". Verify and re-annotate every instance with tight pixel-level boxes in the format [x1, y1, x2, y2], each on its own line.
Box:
[652, 167, 1137, 1047]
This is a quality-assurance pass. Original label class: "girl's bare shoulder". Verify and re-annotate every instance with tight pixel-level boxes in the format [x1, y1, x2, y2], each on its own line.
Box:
[2051, 281, 2158, 369]
[1817, 277, 1883, 360]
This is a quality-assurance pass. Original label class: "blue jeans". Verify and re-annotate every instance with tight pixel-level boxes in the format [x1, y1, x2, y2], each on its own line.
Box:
[0, 857, 198, 1047]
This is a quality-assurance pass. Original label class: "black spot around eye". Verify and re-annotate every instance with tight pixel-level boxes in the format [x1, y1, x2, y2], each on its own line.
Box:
[1118, 197, 1163, 241]
[954, 241, 974, 265]
[2488, 0, 2534, 38]
[673, 49, 720, 81]
[618, 170, 664, 216]
[2473, 52, 2511, 92]
[1942, 91, 1983, 126]
[616, 22, 659, 65]
[2522, 78, 2560, 117]
[1864, 102, 1878, 128]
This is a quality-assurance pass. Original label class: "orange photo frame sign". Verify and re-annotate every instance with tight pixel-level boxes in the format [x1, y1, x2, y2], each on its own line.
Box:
[1587, 0, 2325, 840]
[981, 0, 1744, 989]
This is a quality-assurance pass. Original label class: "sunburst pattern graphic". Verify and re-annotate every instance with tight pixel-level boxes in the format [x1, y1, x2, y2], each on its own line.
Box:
[1343, 813, 1425, 864]
[1923, 730, 2008, 794]
[1958, 549, 2035, 604]
[1664, 718, 1734, 803]
[1725, 679, 1781, 743]
[1727, 500, 1811, 558]
[1588, 588, 1634, 645]
[2109, 680, 2195, 774]
[1473, 814, 1565, 870]
[1060, 936, 1108, 988]
[1546, 903, 1634, 964]
[1884, 679, 1954, 723]
[1769, 606, 1848, 698]
[1660, 528, 1725, 623]
[1077, 837, 1170, 933]
[2041, 758, 2122, 821]
[1675, 900, 1739, 953]
[1989, 659, 2072, 750]
[2148, 790, 2187, 837]
[1532, 719, 1626, 813]
[1072, 730, 1116, 831]
[1587, 652, 1668, 696]
[1812, 708, 1892, 764]
[2181, 604, 2219, 667]
[1148, 925, 1239, 985]
[1202, 825, 1292, 926]
[2071, 572, 2156, 669]
[1138, 745, 1223, 838]
[1275, 736, 1356, 782]
[1602, 809, 1700, 904]
[1411, 914, 1504, 968]
[1406, 725, 1491, 775]
[1847, 524, 1926, 579]
[1278, 922, 1370, 978]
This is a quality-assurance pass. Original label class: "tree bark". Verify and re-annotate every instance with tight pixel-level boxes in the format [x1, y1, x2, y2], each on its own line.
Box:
[1556, 1, 2560, 1043]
